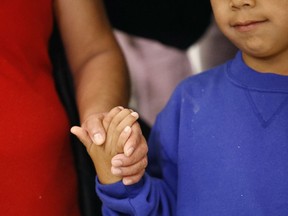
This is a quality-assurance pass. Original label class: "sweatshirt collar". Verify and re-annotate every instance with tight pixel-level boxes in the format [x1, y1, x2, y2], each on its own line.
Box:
[227, 51, 288, 93]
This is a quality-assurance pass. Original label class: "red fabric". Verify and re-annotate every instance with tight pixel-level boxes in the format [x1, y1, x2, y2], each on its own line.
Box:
[0, 1, 80, 215]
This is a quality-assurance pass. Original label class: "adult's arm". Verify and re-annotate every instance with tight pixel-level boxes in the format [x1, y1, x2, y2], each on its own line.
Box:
[54, 0, 130, 131]
[54, 0, 147, 184]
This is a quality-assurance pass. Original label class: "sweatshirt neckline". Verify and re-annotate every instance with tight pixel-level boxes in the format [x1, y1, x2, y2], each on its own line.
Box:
[227, 51, 288, 93]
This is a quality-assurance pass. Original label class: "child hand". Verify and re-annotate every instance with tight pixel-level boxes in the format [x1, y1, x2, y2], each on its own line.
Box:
[111, 122, 148, 185]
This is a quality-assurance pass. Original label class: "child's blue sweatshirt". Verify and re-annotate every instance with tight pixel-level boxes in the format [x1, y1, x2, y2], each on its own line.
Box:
[96, 52, 288, 215]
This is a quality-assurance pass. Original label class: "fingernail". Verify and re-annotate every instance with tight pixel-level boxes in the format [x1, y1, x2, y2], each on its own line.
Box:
[111, 159, 123, 167]
[125, 147, 134, 157]
[131, 112, 139, 118]
[111, 167, 122, 175]
[93, 133, 104, 145]
[124, 126, 131, 133]
[123, 178, 132, 185]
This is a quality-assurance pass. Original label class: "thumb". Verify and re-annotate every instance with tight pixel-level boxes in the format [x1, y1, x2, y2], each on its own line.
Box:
[84, 113, 107, 146]
[70, 126, 93, 150]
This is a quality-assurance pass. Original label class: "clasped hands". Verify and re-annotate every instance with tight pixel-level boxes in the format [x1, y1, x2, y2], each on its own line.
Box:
[71, 106, 148, 185]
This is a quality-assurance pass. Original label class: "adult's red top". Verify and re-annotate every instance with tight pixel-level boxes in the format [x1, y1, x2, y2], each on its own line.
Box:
[0, 1, 80, 215]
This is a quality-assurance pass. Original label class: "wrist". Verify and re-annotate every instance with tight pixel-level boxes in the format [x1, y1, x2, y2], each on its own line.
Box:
[93, 148, 122, 184]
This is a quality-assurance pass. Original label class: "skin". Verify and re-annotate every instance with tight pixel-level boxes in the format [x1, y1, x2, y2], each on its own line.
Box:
[211, 0, 288, 75]
[54, 0, 147, 184]
[71, 107, 148, 185]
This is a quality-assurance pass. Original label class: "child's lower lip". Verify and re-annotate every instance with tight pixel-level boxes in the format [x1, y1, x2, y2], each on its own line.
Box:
[234, 20, 266, 32]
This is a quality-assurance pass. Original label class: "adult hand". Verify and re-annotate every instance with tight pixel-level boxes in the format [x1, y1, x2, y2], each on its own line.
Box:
[79, 112, 108, 146]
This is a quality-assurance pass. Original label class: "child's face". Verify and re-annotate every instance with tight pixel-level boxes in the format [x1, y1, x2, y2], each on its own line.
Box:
[211, 0, 288, 59]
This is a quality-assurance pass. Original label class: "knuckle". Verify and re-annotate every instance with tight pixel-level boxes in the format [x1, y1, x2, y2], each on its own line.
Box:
[115, 125, 123, 134]
[141, 157, 148, 169]
[138, 142, 148, 155]
[128, 172, 144, 184]
[103, 117, 110, 126]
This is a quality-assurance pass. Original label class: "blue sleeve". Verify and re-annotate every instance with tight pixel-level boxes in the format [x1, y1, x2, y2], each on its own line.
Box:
[96, 172, 175, 215]
[96, 119, 177, 215]
[96, 86, 184, 215]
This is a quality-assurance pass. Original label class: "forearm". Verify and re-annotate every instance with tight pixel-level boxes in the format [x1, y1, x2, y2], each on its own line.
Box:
[57, 0, 146, 186]
[72, 49, 130, 123]
[54, 0, 130, 123]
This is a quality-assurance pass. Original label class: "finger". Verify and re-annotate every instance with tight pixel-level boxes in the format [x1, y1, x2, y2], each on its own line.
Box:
[122, 170, 145, 185]
[111, 135, 148, 167]
[84, 113, 106, 145]
[123, 123, 143, 157]
[115, 112, 139, 153]
[70, 126, 93, 151]
[115, 125, 132, 153]
[102, 106, 124, 131]
[111, 155, 148, 177]
[117, 111, 139, 129]
[106, 108, 133, 152]
[107, 108, 132, 132]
